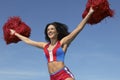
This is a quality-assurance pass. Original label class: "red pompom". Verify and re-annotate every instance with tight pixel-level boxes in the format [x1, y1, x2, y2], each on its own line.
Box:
[82, 0, 114, 25]
[3, 16, 31, 44]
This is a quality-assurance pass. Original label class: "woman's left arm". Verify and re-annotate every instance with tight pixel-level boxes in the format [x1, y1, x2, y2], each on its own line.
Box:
[61, 7, 94, 45]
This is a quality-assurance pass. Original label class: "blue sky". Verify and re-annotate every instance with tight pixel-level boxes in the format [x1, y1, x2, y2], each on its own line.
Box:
[0, 0, 120, 80]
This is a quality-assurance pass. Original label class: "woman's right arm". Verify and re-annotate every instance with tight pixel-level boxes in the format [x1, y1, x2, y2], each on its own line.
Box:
[10, 29, 46, 49]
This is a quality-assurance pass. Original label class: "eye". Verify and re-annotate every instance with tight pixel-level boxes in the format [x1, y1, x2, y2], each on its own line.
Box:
[51, 28, 54, 30]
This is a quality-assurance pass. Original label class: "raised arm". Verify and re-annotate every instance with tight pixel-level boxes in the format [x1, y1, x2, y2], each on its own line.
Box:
[61, 7, 94, 45]
[10, 29, 46, 49]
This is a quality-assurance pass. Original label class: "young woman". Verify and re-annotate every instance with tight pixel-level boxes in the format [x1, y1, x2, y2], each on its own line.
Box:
[10, 7, 94, 80]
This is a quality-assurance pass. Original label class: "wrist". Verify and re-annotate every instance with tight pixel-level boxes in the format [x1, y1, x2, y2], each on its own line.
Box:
[13, 32, 16, 35]
[87, 11, 93, 16]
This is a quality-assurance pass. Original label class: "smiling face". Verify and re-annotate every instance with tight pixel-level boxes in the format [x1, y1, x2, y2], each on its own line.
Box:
[47, 25, 58, 40]
[45, 22, 69, 42]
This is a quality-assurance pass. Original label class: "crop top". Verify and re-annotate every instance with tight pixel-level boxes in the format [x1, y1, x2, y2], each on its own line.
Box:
[43, 41, 65, 63]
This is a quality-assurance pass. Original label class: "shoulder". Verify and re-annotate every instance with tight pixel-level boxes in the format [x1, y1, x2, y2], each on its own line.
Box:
[60, 38, 70, 47]
[59, 40, 68, 52]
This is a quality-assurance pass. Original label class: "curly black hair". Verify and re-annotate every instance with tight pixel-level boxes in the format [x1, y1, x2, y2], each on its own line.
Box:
[44, 22, 69, 42]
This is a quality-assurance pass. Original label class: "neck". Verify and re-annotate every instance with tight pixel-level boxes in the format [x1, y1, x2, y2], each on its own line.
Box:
[50, 39, 58, 45]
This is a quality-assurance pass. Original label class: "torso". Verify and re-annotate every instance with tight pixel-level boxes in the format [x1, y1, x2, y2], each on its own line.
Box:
[43, 41, 67, 74]
[48, 61, 65, 74]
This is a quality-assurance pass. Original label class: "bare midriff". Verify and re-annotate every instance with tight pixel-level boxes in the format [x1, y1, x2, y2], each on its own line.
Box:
[48, 61, 65, 74]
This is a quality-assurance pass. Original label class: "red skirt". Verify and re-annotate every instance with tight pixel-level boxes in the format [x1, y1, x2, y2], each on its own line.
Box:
[50, 66, 74, 80]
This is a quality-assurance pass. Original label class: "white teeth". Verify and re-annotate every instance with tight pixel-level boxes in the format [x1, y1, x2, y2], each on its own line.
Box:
[48, 32, 53, 36]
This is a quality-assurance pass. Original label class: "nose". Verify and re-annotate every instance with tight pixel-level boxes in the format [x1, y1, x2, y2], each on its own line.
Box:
[47, 29, 51, 33]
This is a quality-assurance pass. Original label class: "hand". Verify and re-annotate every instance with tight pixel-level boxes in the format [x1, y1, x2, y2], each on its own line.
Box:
[10, 29, 16, 35]
[89, 7, 94, 14]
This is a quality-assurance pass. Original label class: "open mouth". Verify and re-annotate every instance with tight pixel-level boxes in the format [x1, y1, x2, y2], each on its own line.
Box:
[48, 32, 54, 37]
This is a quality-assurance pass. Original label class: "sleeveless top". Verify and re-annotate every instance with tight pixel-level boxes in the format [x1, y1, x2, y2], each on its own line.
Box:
[44, 41, 65, 63]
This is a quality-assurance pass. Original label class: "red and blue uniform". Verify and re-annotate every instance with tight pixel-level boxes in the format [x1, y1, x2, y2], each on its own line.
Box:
[44, 41, 74, 80]
[44, 41, 65, 63]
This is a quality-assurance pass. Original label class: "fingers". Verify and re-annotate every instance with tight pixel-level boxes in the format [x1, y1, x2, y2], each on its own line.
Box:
[89, 7, 94, 13]
[10, 29, 16, 35]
